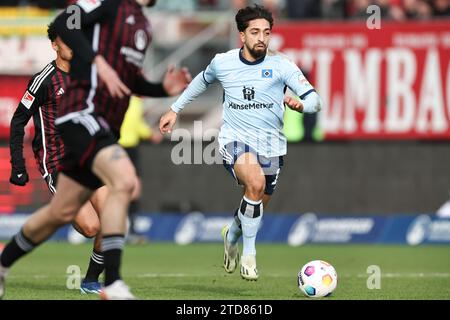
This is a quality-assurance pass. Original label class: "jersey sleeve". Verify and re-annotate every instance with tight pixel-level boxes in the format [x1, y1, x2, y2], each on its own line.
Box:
[133, 74, 168, 97]
[170, 56, 218, 113]
[53, 0, 120, 64]
[202, 55, 218, 84]
[282, 58, 316, 99]
[18, 74, 49, 116]
[9, 75, 48, 170]
[282, 58, 322, 113]
[170, 72, 209, 113]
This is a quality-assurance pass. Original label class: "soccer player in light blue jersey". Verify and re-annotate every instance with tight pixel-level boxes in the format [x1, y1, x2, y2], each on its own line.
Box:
[160, 5, 322, 281]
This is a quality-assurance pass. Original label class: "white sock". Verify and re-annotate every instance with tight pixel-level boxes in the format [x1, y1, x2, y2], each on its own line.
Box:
[0, 264, 9, 276]
[227, 210, 242, 245]
[238, 196, 263, 257]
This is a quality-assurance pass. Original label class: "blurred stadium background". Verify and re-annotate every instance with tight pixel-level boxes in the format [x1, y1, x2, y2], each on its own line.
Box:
[0, 0, 450, 272]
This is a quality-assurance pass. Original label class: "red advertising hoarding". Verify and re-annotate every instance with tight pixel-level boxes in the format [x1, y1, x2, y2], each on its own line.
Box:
[273, 21, 450, 139]
[0, 76, 33, 140]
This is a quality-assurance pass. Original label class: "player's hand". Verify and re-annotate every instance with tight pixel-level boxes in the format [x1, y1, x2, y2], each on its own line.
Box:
[163, 65, 192, 96]
[159, 110, 178, 134]
[94, 55, 131, 99]
[284, 96, 304, 112]
[10, 167, 29, 186]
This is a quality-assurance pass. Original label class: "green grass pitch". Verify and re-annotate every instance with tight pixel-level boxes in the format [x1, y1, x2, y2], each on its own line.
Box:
[1, 242, 450, 300]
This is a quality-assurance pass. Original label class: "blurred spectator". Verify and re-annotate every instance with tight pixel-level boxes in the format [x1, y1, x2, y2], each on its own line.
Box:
[432, 0, 450, 16]
[416, 0, 433, 18]
[403, 0, 432, 19]
[390, 3, 408, 20]
[348, 0, 372, 19]
[153, 0, 196, 12]
[285, 0, 321, 19]
[374, 0, 398, 18]
[196, 0, 232, 10]
[261, 0, 284, 18]
[0, 0, 448, 33]
[230, 0, 285, 19]
[231, 0, 251, 10]
[322, 0, 347, 19]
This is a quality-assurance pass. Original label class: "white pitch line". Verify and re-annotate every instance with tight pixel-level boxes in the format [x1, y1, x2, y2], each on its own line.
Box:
[355, 273, 450, 278]
[7, 272, 450, 279]
[139, 273, 450, 278]
[7, 275, 50, 279]
[136, 273, 188, 278]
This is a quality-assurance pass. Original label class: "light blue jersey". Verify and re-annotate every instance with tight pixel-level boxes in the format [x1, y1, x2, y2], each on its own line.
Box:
[171, 48, 322, 157]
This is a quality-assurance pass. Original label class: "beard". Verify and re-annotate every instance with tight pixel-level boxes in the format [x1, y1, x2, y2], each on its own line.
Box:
[246, 43, 267, 60]
[146, 0, 157, 6]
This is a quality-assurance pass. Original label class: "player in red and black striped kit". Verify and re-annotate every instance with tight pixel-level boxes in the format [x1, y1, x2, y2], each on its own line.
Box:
[10, 60, 68, 186]
[0, 0, 191, 300]
[9, 23, 108, 295]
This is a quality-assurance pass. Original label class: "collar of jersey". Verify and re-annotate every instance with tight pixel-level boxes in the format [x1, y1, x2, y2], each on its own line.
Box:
[239, 48, 266, 65]
[52, 60, 69, 75]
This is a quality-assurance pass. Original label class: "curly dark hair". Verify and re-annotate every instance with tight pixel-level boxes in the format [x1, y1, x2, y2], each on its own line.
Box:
[47, 22, 57, 42]
[235, 4, 274, 32]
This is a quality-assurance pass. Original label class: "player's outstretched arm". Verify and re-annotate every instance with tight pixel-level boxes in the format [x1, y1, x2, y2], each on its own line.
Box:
[9, 104, 33, 186]
[159, 110, 178, 134]
[133, 65, 192, 98]
[94, 55, 131, 98]
[163, 65, 192, 96]
[170, 71, 211, 113]
[159, 58, 216, 134]
[9, 74, 48, 186]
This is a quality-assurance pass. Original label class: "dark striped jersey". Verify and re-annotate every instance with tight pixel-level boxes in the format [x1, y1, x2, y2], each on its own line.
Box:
[54, 0, 153, 135]
[9, 60, 70, 177]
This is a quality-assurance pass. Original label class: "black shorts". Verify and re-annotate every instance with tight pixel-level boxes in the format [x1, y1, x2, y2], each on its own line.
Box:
[56, 114, 116, 190]
[44, 171, 58, 195]
[220, 141, 284, 195]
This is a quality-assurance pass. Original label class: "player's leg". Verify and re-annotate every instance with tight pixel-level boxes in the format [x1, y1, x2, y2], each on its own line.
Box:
[0, 173, 92, 299]
[91, 145, 138, 300]
[220, 144, 264, 276]
[78, 186, 108, 294]
[261, 159, 283, 209]
[262, 194, 271, 208]
[73, 198, 102, 294]
[232, 152, 265, 280]
[224, 192, 270, 251]
[220, 146, 243, 274]
[47, 169, 106, 294]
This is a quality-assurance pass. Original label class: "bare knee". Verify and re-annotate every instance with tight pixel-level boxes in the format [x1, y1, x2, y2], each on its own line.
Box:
[75, 222, 100, 238]
[110, 176, 136, 197]
[245, 176, 266, 200]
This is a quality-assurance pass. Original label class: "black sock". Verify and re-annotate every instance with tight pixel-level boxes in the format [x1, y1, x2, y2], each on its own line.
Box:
[102, 235, 125, 286]
[0, 229, 37, 268]
[84, 249, 104, 282]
